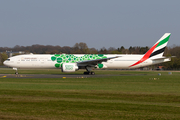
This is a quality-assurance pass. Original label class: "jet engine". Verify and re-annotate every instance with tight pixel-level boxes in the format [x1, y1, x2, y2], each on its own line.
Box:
[61, 63, 79, 72]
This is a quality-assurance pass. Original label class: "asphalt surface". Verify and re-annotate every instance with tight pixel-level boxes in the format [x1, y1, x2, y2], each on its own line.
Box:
[0, 74, 119, 78]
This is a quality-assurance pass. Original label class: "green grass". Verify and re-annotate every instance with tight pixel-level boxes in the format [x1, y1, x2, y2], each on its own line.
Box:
[0, 69, 180, 119]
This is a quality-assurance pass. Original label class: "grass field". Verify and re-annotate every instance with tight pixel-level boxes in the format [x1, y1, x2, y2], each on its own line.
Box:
[0, 68, 180, 120]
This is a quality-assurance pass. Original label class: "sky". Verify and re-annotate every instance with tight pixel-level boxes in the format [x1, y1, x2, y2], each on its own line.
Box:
[0, 0, 180, 49]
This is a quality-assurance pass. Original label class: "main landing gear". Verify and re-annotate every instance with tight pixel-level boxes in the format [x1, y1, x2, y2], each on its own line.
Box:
[84, 66, 95, 75]
[83, 71, 95, 75]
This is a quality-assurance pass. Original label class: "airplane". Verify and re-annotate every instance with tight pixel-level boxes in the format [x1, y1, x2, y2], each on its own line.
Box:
[3, 33, 171, 75]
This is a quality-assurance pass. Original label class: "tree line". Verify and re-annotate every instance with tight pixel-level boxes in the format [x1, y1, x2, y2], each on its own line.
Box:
[0, 42, 180, 69]
[0, 43, 150, 54]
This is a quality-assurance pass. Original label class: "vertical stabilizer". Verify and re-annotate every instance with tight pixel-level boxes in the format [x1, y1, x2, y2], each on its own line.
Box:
[130, 33, 171, 67]
[149, 33, 171, 59]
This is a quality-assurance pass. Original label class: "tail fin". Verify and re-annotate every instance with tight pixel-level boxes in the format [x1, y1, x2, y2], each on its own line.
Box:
[130, 33, 171, 67]
[148, 33, 171, 59]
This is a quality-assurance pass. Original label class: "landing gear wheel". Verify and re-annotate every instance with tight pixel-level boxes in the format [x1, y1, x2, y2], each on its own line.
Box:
[15, 72, 18, 75]
[84, 72, 89, 75]
[91, 72, 95, 75]
[83, 71, 95, 75]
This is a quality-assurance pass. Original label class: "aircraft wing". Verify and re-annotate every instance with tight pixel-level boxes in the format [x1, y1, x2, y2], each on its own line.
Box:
[77, 56, 120, 65]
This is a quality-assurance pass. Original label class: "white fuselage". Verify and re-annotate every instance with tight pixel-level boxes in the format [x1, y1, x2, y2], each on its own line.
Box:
[3, 54, 154, 69]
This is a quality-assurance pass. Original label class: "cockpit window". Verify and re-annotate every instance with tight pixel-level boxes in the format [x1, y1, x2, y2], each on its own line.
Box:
[6, 59, 10, 61]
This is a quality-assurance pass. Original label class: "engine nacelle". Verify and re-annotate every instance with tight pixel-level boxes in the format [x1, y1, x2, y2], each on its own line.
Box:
[61, 63, 79, 72]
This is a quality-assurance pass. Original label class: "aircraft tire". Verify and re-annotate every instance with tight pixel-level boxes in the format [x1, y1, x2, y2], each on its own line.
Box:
[83, 72, 88, 75]
[91, 72, 95, 75]
[84, 72, 95, 75]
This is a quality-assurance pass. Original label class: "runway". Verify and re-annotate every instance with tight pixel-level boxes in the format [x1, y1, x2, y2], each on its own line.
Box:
[0, 74, 119, 78]
[0, 73, 147, 78]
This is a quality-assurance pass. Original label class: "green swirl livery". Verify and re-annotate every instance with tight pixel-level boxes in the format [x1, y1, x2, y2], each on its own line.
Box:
[51, 54, 107, 68]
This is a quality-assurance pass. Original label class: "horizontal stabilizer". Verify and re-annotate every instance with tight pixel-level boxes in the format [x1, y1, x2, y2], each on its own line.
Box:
[151, 57, 172, 64]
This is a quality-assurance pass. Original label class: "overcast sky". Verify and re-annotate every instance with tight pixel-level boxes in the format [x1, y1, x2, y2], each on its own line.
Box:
[1, 0, 179, 49]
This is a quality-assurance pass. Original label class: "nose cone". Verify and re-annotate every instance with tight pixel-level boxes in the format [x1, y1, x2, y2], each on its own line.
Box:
[3, 61, 7, 66]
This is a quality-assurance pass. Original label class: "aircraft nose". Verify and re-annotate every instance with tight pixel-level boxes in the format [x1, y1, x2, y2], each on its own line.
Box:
[3, 61, 7, 66]
[3, 61, 9, 66]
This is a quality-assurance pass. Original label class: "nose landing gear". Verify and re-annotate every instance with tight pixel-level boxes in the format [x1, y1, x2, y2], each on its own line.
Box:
[13, 68, 18, 74]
